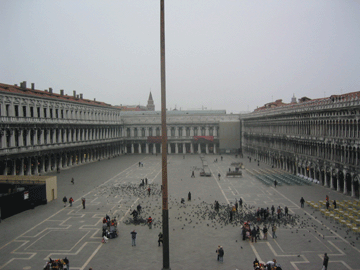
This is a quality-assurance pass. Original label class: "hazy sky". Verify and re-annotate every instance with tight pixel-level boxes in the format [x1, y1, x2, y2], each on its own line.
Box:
[1, 1, 360, 113]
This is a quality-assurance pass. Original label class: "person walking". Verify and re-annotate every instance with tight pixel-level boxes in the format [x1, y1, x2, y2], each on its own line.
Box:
[82, 198, 86, 209]
[323, 253, 329, 270]
[131, 230, 137, 246]
[158, 232, 163, 246]
[333, 200, 337, 209]
[239, 198, 243, 207]
[145, 178, 148, 185]
[147, 187, 151, 196]
[63, 257, 69, 270]
[69, 197, 74, 207]
[300, 197, 305, 208]
[251, 227, 257, 243]
[216, 245, 220, 261]
[272, 225, 277, 239]
[263, 226, 268, 240]
[271, 205, 275, 216]
[284, 206, 288, 216]
[326, 200, 330, 210]
[63, 196, 67, 207]
[235, 200, 238, 211]
[71, 178, 74, 185]
[274, 180, 277, 188]
[218, 246, 224, 262]
[147, 216, 152, 229]
[188, 192, 191, 201]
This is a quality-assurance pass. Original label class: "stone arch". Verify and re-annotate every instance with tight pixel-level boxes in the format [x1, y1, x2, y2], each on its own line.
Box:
[332, 169, 338, 190]
[353, 176, 360, 199]
[338, 170, 344, 192]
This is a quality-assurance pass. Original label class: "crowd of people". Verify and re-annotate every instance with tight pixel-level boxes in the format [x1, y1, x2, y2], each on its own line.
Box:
[101, 214, 118, 243]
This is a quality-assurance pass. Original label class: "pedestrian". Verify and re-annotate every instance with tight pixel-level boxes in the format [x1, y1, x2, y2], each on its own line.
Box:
[82, 198, 86, 209]
[158, 232, 163, 246]
[284, 206, 288, 216]
[263, 226, 268, 240]
[71, 178, 74, 184]
[63, 196, 67, 207]
[188, 192, 191, 201]
[323, 253, 329, 270]
[251, 227, 257, 243]
[272, 225, 277, 239]
[191, 171, 195, 178]
[277, 206, 281, 219]
[218, 173, 221, 180]
[63, 257, 69, 270]
[326, 195, 329, 202]
[253, 258, 259, 268]
[147, 216, 152, 229]
[138, 162, 141, 167]
[333, 200, 337, 209]
[216, 245, 220, 261]
[326, 200, 330, 210]
[145, 178, 148, 185]
[300, 197, 305, 208]
[131, 230, 137, 246]
[69, 197, 74, 207]
[137, 204, 142, 214]
[239, 198, 243, 207]
[274, 180, 277, 188]
[218, 246, 224, 262]
[235, 200, 238, 211]
[229, 209, 233, 222]
[147, 187, 151, 196]
[271, 205, 275, 216]
[221, 156, 223, 161]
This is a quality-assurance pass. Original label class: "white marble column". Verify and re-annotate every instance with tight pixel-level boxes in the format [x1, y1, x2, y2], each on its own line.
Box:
[146, 143, 149, 154]
[175, 143, 178, 154]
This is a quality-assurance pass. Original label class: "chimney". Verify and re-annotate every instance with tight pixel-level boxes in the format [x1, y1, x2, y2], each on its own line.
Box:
[21, 81, 27, 89]
[49, 88, 53, 93]
[80, 93, 83, 99]
[76, 95, 79, 99]
[60, 89, 64, 96]
[73, 90, 76, 97]
[31, 83, 35, 90]
[94, 98, 96, 101]
[14, 84, 18, 86]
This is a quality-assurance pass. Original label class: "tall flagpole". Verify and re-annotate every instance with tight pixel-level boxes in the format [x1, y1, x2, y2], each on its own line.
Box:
[160, 0, 170, 269]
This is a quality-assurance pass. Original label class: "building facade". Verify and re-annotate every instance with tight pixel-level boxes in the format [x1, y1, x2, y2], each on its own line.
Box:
[242, 92, 360, 199]
[0, 82, 238, 176]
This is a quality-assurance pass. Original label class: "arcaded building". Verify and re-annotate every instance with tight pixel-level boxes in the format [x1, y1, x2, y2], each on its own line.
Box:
[242, 93, 360, 199]
[0, 82, 239, 176]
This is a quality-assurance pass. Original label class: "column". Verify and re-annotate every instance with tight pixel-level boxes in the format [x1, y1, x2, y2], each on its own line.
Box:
[175, 127, 179, 137]
[153, 144, 156, 154]
[175, 143, 178, 154]
[1, 130, 6, 148]
[39, 156, 45, 173]
[18, 130, 24, 147]
[183, 143, 186, 154]
[19, 158, 24, 175]
[131, 143, 134, 154]
[205, 127, 209, 136]
[146, 143, 149, 154]
[343, 170, 347, 195]
[214, 144, 217, 154]
[198, 144, 201, 154]
[206, 144, 209, 154]
[10, 130, 15, 147]
[214, 127, 218, 137]
[139, 143, 142, 154]
[25, 157, 31, 175]
[168, 143, 171, 154]
[190, 127, 194, 136]
[11, 159, 16, 175]
[190, 143, 194, 154]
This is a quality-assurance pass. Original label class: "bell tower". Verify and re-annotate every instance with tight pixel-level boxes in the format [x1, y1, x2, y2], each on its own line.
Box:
[147, 92, 155, 111]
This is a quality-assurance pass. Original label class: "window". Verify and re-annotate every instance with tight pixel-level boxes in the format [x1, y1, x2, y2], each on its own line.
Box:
[37, 107, 41, 118]
[50, 109, 53, 118]
[14, 105, 19, 117]
[23, 106, 27, 117]
[56, 109, 59, 118]
[149, 128, 153, 136]
[43, 108, 47, 118]
[30, 107, 34, 117]
[6, 104, 10, 116]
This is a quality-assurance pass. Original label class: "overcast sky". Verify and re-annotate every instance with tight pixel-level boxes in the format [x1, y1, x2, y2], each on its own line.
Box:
[1, 1, 360, 113]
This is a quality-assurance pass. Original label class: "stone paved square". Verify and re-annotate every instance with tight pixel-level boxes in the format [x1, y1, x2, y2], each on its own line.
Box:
[0, 154, 359, 270]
